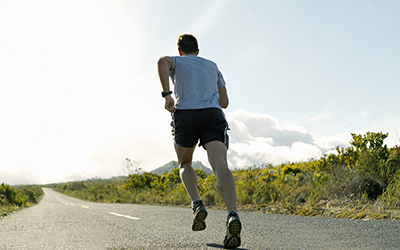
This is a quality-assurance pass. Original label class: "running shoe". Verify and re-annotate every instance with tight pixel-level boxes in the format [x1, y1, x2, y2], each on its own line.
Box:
[192, 200, 208, 231]
[223, 211, 242, 249]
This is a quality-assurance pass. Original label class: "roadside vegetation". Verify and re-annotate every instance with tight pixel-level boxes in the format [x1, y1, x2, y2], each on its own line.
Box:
[44, 131, 400, 220]
[3, 131, 397, 220]
[0, 184, 44, 217]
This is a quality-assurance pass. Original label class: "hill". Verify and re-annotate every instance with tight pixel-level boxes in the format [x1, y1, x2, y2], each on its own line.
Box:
[150, 161, 213, 175]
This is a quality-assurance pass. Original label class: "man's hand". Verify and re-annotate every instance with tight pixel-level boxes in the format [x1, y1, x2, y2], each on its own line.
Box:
[164, 95, 176, 113]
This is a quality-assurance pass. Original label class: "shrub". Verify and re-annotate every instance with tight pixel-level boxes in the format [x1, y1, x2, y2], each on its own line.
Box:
[380, 170, 400, 208]
[1, 184, 44, 216]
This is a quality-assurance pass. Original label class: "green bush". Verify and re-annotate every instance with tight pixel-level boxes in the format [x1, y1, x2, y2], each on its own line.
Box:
[0, 183, 44, 216]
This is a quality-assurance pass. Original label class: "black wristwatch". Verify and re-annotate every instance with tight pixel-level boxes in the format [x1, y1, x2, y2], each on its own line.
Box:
[162, 91, 173, 97]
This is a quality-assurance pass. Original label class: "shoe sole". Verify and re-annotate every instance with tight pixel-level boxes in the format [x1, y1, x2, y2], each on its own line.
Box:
[224, 219, 242, 249]
[192, 209, 207, 231]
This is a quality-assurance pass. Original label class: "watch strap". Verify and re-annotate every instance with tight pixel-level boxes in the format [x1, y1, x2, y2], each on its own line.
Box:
[162, 91, 173, 97]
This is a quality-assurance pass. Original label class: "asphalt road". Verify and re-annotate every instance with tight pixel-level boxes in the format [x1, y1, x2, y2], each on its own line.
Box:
[1, 188, 400, 249]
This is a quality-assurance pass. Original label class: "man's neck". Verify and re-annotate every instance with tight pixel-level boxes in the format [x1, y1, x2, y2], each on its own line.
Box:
[181, 52, 197, 56]
[179, 49, 199, 56]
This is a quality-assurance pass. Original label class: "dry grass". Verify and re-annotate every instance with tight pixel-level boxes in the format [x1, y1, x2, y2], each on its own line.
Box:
[232, 199, 400, 220]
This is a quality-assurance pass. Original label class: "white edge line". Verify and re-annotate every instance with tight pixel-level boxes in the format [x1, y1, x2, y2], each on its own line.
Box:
[108, 212, 140, 220]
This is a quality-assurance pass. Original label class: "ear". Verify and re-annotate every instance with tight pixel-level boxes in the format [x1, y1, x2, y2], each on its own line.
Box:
[196, 50, 199, 55]
[178, 49, 183, 56]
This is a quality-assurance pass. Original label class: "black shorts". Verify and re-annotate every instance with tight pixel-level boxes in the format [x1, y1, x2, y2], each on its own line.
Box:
[171, 108, 229, 149]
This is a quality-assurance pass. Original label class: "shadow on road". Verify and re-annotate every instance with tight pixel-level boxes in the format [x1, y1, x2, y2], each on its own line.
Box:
[206, 243, 250, 250]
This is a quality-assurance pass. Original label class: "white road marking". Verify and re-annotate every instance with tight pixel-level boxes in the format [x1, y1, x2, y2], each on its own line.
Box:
[81, 206, 89, 209]
[108, 212, 140, 220]
[70, 204, 75, 206]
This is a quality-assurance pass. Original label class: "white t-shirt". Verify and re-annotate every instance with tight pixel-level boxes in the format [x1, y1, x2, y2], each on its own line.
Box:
[169, 55, 226, 110]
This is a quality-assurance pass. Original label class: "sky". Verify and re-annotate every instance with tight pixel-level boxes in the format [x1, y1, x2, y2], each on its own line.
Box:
[1, 0, 399, 185]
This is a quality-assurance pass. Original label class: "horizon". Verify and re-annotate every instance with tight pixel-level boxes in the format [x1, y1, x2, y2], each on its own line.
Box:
[7, 138, 399, 186]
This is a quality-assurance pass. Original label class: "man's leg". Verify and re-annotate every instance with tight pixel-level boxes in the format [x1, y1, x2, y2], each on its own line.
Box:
[205, 141, 241, 248]
[174, 143, 207, 231]
[204, 141, 236, 212]
[174, 143, 199, 201]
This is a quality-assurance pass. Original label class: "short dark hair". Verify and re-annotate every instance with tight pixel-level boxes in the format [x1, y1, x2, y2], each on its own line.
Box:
[177, 34, 199, 54]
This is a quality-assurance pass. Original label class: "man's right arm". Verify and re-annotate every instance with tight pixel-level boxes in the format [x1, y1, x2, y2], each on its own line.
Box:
[157, 56, 175, 112]
[157, 56, 174, 92]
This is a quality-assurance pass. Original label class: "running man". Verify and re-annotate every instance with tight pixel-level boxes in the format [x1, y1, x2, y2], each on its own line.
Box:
[157, 34, 242, 249]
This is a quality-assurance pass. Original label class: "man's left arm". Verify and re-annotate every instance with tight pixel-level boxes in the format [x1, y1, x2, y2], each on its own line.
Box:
[218, 86, 229, 109]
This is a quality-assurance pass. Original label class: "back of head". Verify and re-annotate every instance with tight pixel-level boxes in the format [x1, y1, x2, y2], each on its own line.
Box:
[177, 34, 199, 54]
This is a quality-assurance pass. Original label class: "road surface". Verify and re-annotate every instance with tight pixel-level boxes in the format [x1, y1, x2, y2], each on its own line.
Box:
[1, 188, 400, 249]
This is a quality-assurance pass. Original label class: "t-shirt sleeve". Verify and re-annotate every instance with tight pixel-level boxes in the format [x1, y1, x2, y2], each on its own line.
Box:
[169, 57, 176, 77]
[217, 70, 226, 88]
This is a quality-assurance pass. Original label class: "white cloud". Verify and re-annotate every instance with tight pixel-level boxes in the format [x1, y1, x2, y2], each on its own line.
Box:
[226, 109, 314, 146]
[224, 109, 400, 170]
[227, 109, 280, 138]
[225, 109, 348, 168]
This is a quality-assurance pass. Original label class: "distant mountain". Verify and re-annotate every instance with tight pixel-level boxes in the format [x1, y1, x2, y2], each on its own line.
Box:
[150, 161, 214, 176]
